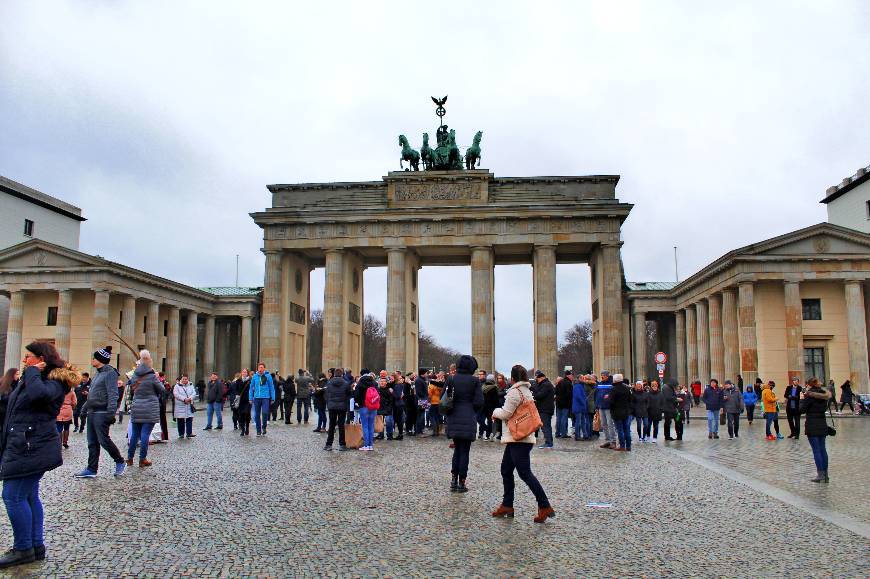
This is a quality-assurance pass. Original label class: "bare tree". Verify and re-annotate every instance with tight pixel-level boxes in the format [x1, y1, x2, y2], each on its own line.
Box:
[306, 309, 323, 377]
[557, 320, 593, 374]
[362, 314, 386, 372]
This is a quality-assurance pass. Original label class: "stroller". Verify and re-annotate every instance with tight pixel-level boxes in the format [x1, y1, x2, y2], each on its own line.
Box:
[856, 394, 870, 415]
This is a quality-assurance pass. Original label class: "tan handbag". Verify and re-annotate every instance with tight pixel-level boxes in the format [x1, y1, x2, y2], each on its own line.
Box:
[507, 386, 543, 441]
[345, 422, 363, 449]
[593, 409, 601, 432]
[375, 414, 385, 433]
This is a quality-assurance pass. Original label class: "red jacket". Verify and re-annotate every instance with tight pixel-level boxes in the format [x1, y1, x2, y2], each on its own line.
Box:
[691, 382, 702, 397]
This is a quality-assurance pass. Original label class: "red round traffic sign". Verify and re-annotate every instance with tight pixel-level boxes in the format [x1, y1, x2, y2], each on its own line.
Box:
[654, 352, 667, 364]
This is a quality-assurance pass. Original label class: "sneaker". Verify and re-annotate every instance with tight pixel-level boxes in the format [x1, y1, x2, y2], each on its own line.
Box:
[323, 445, 332, 451]
[651, 438, 657, 443]
[186, 434, 197, 438]
[74, 468, 97, 479]
[537, 444, 554, 449]
[776, 433, 784, 440]
[114, 462, 126, 477]
[766, 435, 775, 440]
[202, 426, 212, 431]
[215, 425, 223, 430]
[338, 445, 348, 451]
[713, 434, 720, 439]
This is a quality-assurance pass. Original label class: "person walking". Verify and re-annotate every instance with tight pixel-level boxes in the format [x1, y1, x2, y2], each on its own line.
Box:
[784, 376, 803, 439]
[324, 368, 351, 451]
[75, 346, 125, 479]
[722, 379, 744, 439]
[235, 372, 252, 437]
[72, 373, 89, 433]
[203, 373, 225, 431]
[55, 382, 76, 450]
[173, 375, 196, 439]
[762, 381, 783, 440]
[295, 370, 313, 425]
[800, 378, 833, 482]
[0, 341, 76, 568]
[446, 355, 484, 492]
[630, 381, 649, 442]
[229, 370, 246, 431]
[491, 364, 554, 523]
[691, 380, 702, 406]
[837, 380, 854, 414]
[743, 385, 758, 425]
[250, 364, 275, 436]
[826, 379, 837, 414]
[532, 371, 555, 449]
[701, 379, 724, 439]
[272, 374, 285, 423]
[595, 371, 618, 449]
[610, 374, 632, 451]
[554, 370, 574, 439]
[125, 350, 165, 467]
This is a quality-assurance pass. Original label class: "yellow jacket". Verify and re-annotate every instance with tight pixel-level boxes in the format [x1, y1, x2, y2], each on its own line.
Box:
[762, 387, 778, 413]
[428, 383, 444, 405]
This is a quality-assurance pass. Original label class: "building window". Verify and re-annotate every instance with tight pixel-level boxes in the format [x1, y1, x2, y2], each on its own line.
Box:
[348, 302, 361, 325]
[46, 306, 58, 326]
[289, 302, 306, 325]
[161, 358, 166, 372]
[411, 302, 417, 323]
[804, 347, 826, 382]
[801, 298, 821, 320]
[23, 219, 34, 237]
[866, 199, 870, 219]
[118, 311, 123, 329]
[163, 320, 168, 337]
[143, 316, 148, 333]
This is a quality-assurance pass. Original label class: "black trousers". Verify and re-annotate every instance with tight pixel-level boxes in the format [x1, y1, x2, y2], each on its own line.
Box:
[675, 411, 685, 440]
[663, 416, 674, 439]
[326, 410, 347, 447]
[283, 398, 294, 423]
[239, 410, 251, 435]
[86, 412, 123, 472]
[786, 408, 800, 437]
[393, 406, 405, 435]
[451, 439, 472, 479]
[500, 442, 550, 509]
[405, 405, 417, 433]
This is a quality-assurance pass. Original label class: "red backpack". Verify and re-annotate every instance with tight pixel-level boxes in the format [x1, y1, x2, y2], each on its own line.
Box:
[365, 386, 381, 410]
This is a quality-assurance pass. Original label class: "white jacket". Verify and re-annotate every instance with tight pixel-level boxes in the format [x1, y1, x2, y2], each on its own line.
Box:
[173, 383, 196, 419]
[492, 382, 537, 444]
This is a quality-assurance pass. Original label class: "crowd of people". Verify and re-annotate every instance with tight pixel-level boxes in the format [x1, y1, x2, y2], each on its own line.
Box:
[0, 337, 856, 569]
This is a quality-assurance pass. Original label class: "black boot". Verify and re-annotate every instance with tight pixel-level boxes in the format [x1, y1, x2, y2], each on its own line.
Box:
[457, 478, 468, 493]
[34, 545, 45, 561]
[450, 475, 458, 492]
[0, 548, 35, 569]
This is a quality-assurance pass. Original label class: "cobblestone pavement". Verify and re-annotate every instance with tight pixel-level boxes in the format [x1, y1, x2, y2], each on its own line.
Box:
[0, 410, 867, 577]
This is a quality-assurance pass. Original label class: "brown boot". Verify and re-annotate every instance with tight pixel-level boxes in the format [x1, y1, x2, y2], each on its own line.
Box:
[491, 505, 514, 518]
[125, 459, 134, 466]
[62, 431, 70, 449]
[534, 506, 556, 523]
[139, 459, 152, 467]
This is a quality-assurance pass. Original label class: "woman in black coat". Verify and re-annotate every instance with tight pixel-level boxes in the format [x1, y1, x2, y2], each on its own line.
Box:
[801, 378, 833, 482]
[445, 355, 484, 493]
[630, 381, 649, 442]
[0, 341, 76, 569]
[645, 382, 664, 442]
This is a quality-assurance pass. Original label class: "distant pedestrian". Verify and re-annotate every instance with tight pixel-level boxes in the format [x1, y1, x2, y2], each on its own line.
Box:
[661, 379, 679, 441]
[630, 381, 649, 442]
[282, 375, 296, 425]
[743, 385, 758, 424]
[722, 379, 744, 439]
[358, 371, 379, 451]
[295, 370, 313, 425]
[203, 372, 225, 431]
[596, 371, 617, 449]
[446, 355, 484, 493]
[375, 377, 394, 440]
[532, 371, 555, 449]
[312, 373, 327, 433]
[413, 370, 429, 436]
[702, 379, 724, 439]
[125, 350, 165, 467]
[75, 346, 125, 479]
[838, 380, 854, 414]
[762, 381, 783, 440]
[784, 376, 803, 439]
[55, 383, 76, 450]
[73, 372, 89, 432]
[250, 364, 276, 436]
[676, 383, 690, 440]
[800, 378, 833, 483]
[691, 380, 702, 406]
[610, 374, 632, 451]
[554, 370, 574, 439]
[173, 375, 197, 439]
[323, 368, 351, 451]
[646, 381, 663, 442]
[572, 376, 591, 441]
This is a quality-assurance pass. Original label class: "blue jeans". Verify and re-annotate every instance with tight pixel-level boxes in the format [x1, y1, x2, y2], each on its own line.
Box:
[385, 415, 395, 438]
[253, 398, 271, 434]
[635, 415, 650, 438]
[807, 436, 828, 471]
[765, 412, 780, 436]
[128, 422, 156, 461]
[316, 407, 328, 430]
[574, 411, 591, 439]
[206, 402, 224, 428]
[429, 406, 441, 435]
[296, 398, 311, 423]
[539, 412, 553, 446]
[416, 406, 427, 434]
[707, 410, 719, 434]
[556, 408, 570, 437]
[360, 407, 376, 447]
[2, 473, 44, 551]
[615, 417, 632, 449]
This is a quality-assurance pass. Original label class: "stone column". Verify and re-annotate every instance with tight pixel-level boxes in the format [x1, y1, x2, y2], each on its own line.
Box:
[322, 249, 345, 371]
[241, 315, 253, 371]
[721, 288, 739, 382]
[183, 311, 198, 383]
[695, 300, 710, 385]
[120, 295, 137, 372]
[675, 309, 687, 386]
[146, 301, 160, 354]
[599, 244, 625, 373]
[737, 282, 759, 386]
[533, 244, 558, 379]
[844, 280, 869, 391]
[260, 250, 283, 372]
[783, 280, 803, 382]
[386, 248, 407, 373]
[685, 305, 697, 382]
[91, 289, 110, 356]
[470, 246, 495, 374]
[4, 291, 24, 369]
[55, 290, 73, 361]
[203, 315, 216, 376]
[165, 306, 180, 380]
[633, 311, 646, 380]
[708, 294, 724, 382]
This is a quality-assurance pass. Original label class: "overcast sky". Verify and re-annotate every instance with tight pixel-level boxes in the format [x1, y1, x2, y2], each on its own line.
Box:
[2, 1, 868, 372]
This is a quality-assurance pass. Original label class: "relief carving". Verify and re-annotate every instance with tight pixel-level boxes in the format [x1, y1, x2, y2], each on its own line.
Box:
[394, 181, 481, 202]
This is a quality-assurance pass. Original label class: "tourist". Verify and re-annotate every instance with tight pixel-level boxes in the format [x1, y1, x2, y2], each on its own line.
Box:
[73, 372, 89, 432]
[743, 385, 758, 424]
[376, 376, 394, 440]
[116, 378, 126, 424]
[235, 372, 252, 437]
[173, 375, 197, 439]
[358, 371, 379, 450]
[722, 379, 744, 439]
[312, 373, 327, 432]
[691, 380, 702, 406]
[493, 373, 509, 440]
[826, 379, 837, 414]
[125, 350, 165, 467]
[195, 379, 206, 405]
[571, 376, 587, 441]
[391, 373, 406, 440]
[676, 382, 691, 440]
[491, 364, 554, 523]
[203, 372, 225, 431]
[0, 341, 76, 568]
[610, 373, 632, 452]
[250, 364, 276, 436]
[837, 380, 854, 414]
[583, 375, 597, 439]
[646, 380, 663, 442]
[445, 355, 484, 492]
[271, 374, 284, 423]
[228, 372, 240, 430]
[429, 372, 446, 437]
[324, 367, 351, 451]
[554, 370, 573, 439]
[404, 373, 418, 436]
[75, 346, 125, 479]
[480, 374, 499, 441]
[532, 370, 555, 449]
[414, 369, 429, 436]
[762, 381, 783, 440]
[661, 379, 679, 441]
[280, 374, 294, 424]
[702, 379, 724, 440]
[296, 369, 313, 425]
[784, 376, 803, 439]
[800, 378, 833, 482]
[630, 380, 649, 442]
[595, 371, 617, 449]
[55, 380, 76, 450]
[0, 369, 21, 433]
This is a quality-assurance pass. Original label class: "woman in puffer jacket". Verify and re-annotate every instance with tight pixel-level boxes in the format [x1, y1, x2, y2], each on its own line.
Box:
[125, 350, 166, 467]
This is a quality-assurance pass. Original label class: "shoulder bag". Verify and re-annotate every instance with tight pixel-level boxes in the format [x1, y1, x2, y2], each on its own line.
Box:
[507, 386, 543, 441]
[826, 406, 837, 437]
[439, 379, 455, 416]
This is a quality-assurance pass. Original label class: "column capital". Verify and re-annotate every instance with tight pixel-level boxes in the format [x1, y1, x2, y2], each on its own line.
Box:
[721, 286, 737, 296]
[262, 248, 282, 256]
[533, 242, 558, 249]
[844, 279, 864, 288]
[323, 247, 345, 255]
[386, 246, 408, 254]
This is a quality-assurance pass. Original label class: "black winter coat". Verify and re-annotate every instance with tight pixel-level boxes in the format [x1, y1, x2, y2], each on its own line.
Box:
[0, 366, 67, 480]
[660, 383, 678, 418]
[235, 379, 252, 412]
[377, 386, 394, 415]
[800, 387, 831, 437]
[647, 390, 664, 421]
[555, 378, 573, 410]
[445, 355, 484, 441]
[533, 378, 555, 415]
[631, 389, 649, 418]
[610, 381, 633, 421]
[283, 378, 296, 400]
[326, 377, 352, 411]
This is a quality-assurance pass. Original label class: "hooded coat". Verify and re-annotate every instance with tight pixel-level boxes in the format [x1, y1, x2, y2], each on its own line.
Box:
[610, 380, 633, 421]
[129, 364, 166, 424]
[630, 388, 649, 418]
[0, 365, 75, 480]
[445, 355, 484, 441]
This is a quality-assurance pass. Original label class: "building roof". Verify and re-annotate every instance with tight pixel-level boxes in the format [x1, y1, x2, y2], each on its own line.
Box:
[625, 281, 678, 292]
[0, 175, 86, 221]
[197, 286, 263, 296]
[820, 163, 870, 204]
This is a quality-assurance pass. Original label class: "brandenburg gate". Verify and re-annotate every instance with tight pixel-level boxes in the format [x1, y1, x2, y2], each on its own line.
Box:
[251, 169, 633, 377]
